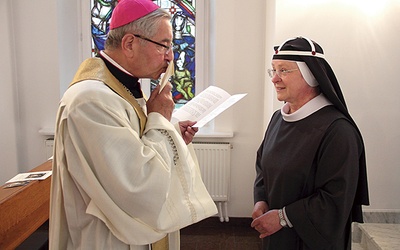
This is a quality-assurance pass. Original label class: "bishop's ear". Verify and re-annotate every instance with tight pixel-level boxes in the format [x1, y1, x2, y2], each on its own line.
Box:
[121, 33, 135, 52]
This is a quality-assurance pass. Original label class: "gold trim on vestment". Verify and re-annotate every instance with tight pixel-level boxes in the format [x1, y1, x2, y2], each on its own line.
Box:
[69, 57, 147, 136]
[69, 58, 169, 249]
[151, 235, 169, 250]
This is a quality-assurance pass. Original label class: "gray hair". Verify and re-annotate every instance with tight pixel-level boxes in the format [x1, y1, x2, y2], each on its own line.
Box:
[105, 8, 171, 49]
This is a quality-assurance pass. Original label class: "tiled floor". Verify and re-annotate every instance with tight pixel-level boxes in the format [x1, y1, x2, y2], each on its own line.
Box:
[19, 218, 261, 250]
[358, 223, 400, 250]
[180, 217, 262, 250]
[23, 218, 399, 249]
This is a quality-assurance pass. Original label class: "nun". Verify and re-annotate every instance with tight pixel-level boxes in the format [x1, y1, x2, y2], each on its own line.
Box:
[252, 37, 369, 249]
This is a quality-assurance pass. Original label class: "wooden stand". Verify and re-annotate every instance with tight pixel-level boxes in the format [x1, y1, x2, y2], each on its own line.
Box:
[0, 160, 52, 250]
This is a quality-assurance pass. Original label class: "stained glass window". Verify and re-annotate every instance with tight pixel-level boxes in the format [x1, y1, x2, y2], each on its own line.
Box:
[91, 0, 116, 56]
[91, 0, 196, 106]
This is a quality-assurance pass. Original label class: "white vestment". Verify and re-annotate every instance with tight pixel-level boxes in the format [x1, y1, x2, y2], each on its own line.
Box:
[49, 60, 217, 249]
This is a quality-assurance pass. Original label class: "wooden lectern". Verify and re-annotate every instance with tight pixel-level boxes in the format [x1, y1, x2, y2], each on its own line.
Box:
[0, 160, 52, 250]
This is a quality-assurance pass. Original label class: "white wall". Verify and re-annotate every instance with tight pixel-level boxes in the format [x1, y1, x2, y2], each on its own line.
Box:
[274, 0, 400, 210]
[1, 0, 399, 216]
[211, 0, 269, 217]
[0, 0, 19, 184]
[0, 0, 61, 184]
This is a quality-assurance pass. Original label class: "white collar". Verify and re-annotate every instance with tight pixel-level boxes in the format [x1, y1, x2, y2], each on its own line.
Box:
[100, 50, 133, 76]
[100, 51, 146, 111]
[281, 94, 332, 122]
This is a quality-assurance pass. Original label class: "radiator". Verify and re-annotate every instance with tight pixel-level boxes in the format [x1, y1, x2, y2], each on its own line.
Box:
[192, 142, 231, 222]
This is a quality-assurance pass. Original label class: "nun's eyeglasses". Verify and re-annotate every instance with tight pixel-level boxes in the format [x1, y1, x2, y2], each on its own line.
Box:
[133, 34, 173, 55]
[267, 68, 298, 78]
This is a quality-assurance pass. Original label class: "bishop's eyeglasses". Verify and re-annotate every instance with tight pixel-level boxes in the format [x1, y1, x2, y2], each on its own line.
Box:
[133, 34, 173, 55]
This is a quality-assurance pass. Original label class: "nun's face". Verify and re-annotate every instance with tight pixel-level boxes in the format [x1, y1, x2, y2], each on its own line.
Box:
[271, 60, 317, 112]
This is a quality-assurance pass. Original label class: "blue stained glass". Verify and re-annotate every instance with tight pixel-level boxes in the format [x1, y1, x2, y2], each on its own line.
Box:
[91, 25, 108, 51]
[158, 0, 196, 105]
[91, 0, 116, 56]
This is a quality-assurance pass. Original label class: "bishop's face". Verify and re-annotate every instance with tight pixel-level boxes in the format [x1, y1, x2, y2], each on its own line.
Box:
[270, 60, 316, 112]
[131, 18, 174, 80]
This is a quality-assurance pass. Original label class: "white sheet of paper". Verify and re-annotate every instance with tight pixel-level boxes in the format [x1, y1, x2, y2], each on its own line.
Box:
[171, 86, 247, 128]
[159, 62, 174, 93]
[194, 93, 247, 127]
[6, 171, 52, 183]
